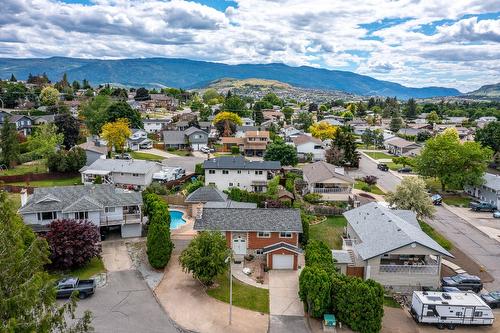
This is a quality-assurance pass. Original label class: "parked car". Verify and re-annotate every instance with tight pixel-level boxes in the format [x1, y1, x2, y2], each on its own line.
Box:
[481, 291, 500, 308]
[441, 274, 483, 293]
[493, 211, 500, 218]
[469, 201, 497, 212]
[441, 286, 461, 292]
[377, 163, 389, 171]
[398, 167, 412, 173]
[56, 277, 96, 299]
[200, 146, 215, 154]
[431, 194, 443, 205]
[115, 153, 132, 160]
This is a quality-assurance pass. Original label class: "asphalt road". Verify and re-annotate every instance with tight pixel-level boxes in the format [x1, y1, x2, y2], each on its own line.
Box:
[74, 270, 180, 333]
[357, 153, 500, 290]
[163, 155, 205, 173]
[269, 315, 309, 333]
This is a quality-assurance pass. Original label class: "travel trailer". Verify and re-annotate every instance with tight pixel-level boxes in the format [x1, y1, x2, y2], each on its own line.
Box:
[153, 167, 185, 182]
[410, 291, 494, 329]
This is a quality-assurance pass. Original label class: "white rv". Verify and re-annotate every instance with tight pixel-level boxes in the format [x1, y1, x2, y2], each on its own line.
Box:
[411, 291, 494, 329]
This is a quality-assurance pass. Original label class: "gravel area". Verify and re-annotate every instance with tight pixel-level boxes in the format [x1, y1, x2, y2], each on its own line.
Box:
[127, 241, 165, 290]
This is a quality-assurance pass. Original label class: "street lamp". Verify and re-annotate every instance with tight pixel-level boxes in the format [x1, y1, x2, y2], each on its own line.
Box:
[225, 254, 233, 325]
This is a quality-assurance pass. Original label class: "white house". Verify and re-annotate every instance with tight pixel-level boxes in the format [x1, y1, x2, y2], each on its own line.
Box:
[143, 118, 170, 133]
[127, 129, 153, 150]
[203, 156, 281, 192]
[80, 159, 162, 190]
[241, 117, 255, 126]
[18, 185, 144, 238]
[465, 173, 500, 209]
[291, 134, 325, 161]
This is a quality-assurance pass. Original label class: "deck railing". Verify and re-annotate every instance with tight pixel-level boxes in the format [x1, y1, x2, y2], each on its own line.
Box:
[378, 264, 439, 275]
[313, 187, 351, 193]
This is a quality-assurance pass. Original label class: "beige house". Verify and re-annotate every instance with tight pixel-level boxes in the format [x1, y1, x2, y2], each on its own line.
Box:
[384, 137, 421, 156]
[334, 203, 452, 292]
[302, 161, 355, 201]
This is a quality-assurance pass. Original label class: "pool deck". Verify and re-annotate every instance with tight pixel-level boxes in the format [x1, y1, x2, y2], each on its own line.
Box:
[169, 206, 197, 238]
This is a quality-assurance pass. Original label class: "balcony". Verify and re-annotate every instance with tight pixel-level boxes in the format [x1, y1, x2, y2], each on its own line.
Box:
[312, 187, 351, 194]
[342, 237, 357, 249]
[378, 264, 439, 275]
[100, 213, 142, 226]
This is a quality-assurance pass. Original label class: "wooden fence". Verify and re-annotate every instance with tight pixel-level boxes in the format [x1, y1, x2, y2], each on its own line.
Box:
[161, 194, 186, 206]
[0, 172, 79, 183]
[0, 185, 35, 194]
[307, 205, 346, 216]
[163, 173, 196, 189]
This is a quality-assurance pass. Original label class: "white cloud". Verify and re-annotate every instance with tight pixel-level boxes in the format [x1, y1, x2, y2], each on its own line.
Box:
[0, 0, 499, 91]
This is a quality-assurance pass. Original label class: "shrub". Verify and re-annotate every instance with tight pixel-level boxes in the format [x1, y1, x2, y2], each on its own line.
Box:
[304, 240, 335, 273]
[185, 179, 204, 194]
[299, 212, 311, 246]
[145, 182, 168, 195]
[361, 184, 372, 192]
[361, 175, 378, 186]
[167, 147, 176, 152]
[195, 163, 204, 175]
[145, 193, 173, 269]
[47, 147, 86, 173]
[304, 193, 322, 203]
[45, 219, 101, 270]
[299, 266, 332, 318]
[226, 187, 269, 207]
[231, 146, 240, 154]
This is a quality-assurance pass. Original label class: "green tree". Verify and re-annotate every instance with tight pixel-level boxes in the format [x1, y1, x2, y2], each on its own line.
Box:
[0, 117, 20, 167]
[82, 79, 91, 89]
[386, 177, 436, 219]
[54, 113, 80, 149]
[222, 94, 247, 116]
[1, 82, 27, 108]
[389, 113, 403, 133]
[332, 127, 360, 167]
[134, 87, 150, 101]
[72, 80, 81, 91]
[27, 123, 64, 159]
[9, 73, 17, 82]
[305, 240, 335, 272]
[264, 138, 298, 166]
[392, 156, 414, 167]
[0, 192, 93, 332]
[145, 194, 173, 269]
[202, 89, 221, 104]
[405, 98, 418, 119]
[80, 95, 112, 135]
[415, 128, 492, 191]
[39, 86, 60, 106]
[475, 121, 500, 153]
[179, 231, 231, 286]
[298, 266, 331, 318]
[254, 109, 264, 125]
[282, 106, 294, 122]
[426, 111, 440, 125]
[294, 112, 313, 131]
[106, 101, 143, 129]
[262, 93, 283, 106]
[213, 111, 242, 136]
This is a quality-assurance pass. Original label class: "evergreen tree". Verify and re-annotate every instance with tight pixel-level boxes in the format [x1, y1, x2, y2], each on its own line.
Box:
[72, 80, 81, 91]
[332, 127, 359, 167]
[0, 117, 20, 167]
[254, 109, 264, 125]
[389, 113, 403, 133]
[54, 113, 80, 149]
[405, 98, 418, 119]
[82, 79, 91, 89]
[9, 73, 16, 82]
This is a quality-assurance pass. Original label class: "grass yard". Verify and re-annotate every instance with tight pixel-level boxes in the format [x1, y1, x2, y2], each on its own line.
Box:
[7, 176, 82, 187]
[6, 192, 21, 211]
[364, 151, 393, 160]
[166, 149, 191, 156]
[418, 221, 453, 251]
[207, 272, 269, 314]
[383, 296, 401, 308]
[0, 160, 47, 176]
[354, 180, 385, 195]
[309, 216, 347, 250]
[69, 258, 106, 280]
[130, 151, 165, 161]
[443, 196, 472, 207]
[386, 162, 404, 171]
[424, 178, 461, 193]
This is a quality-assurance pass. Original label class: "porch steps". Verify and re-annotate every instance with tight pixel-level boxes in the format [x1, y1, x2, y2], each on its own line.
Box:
[347, 250, 356, 266]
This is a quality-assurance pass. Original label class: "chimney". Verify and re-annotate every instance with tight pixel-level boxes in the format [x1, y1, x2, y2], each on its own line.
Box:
[195, 203, 204, 219]
[20, 188, 28, 207]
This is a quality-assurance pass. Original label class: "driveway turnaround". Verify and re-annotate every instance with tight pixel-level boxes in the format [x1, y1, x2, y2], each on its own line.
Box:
[75, 270, 179, 333]
[155, 255, 269, 333]
[268, 270, 309, 333]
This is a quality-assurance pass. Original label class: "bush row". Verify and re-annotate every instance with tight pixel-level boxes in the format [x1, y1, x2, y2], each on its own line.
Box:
[47, 147, 87, 173]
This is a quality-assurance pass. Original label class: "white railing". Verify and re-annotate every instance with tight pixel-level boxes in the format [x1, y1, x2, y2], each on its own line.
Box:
[378, 264, 439, 275]
[100, 213, 141, 226]
[313, 187, 351, 194]
[342, 238, 357, 249]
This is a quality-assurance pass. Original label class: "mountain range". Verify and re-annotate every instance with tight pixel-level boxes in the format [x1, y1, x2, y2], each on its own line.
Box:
[465, 83, 500, 98]
[0, 57, 462, 99]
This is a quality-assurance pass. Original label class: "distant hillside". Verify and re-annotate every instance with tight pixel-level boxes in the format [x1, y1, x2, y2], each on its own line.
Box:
[208, 78, 292, 90]
[466, 83, 500, 98]
[0, 57, 461, 99]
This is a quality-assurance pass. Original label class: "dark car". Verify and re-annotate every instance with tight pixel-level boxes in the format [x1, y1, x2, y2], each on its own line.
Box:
[377, 163, 389, 171]
[398, 167, 412, 173]
[441, 286, 461, 292]
[441, 274, 483, 293]
[431, 194, 443, 205]
[56, 277, 96, 299]
[469, 201, 497, 212]
[481, 291, 500, 308]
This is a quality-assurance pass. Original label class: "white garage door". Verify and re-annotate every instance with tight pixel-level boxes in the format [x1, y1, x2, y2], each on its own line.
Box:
[273, 254, 294, 269]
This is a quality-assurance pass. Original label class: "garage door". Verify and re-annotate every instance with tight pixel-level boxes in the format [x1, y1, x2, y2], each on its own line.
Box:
[273, 254, 294, 269]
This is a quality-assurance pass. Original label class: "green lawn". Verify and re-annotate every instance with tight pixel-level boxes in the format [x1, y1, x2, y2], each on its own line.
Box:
[383, 296, 401, 308]
[386, 162, 404, 171]
[443, 196, 472, 207]
[424, 178, 461, 193]
[166, 149, 191, 156]
[364, 151, 393, 160]
[130, 151, 165, 161]
[0, 161, 47, 176]
[354, 180, 385, 195]
[207, 272, 269, 314]
[309, 216, 347, 250]
[7, 176, 82, 187]
[418, 221, 453, 251]
[69, 258, 106, 279]
[6, 192, 21, 211]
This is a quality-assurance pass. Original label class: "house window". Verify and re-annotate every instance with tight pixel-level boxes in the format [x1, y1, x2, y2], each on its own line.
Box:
[209, 182, 215, 186]
[257, 232, 271, 238]
[256, 249, 263, 255]
[279, 232, 293, 238]
[105, 207, 115, 213]
[132, 173, 139, 177]
[237, 170, 241, 174]
[209, 170, 215, 174]
[255, 170, 263, 175]
[222, 170, 229, 174]
[38, 211, 57, 221]
[74, 212, 89, 220]
[229, 182, 234, 187]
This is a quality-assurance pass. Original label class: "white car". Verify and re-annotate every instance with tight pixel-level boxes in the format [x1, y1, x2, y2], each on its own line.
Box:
[200, 146, 214, 154]
[493, 211, 500, 218]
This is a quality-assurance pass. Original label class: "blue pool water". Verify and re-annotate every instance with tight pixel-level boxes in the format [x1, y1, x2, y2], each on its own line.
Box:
[169, 210, 186, 229]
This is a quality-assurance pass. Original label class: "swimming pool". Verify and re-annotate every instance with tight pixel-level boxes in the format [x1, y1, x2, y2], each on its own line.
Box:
[169, 210, 186, 230]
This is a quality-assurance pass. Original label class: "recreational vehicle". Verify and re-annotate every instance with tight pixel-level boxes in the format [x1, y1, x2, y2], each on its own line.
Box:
[410, 291, 494, 329]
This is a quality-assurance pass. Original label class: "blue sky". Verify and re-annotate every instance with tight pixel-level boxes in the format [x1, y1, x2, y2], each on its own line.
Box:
[2, 0, 499, 91]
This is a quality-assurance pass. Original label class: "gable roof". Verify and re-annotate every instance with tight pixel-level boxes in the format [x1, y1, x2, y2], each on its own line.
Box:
[343, 202, 452, 260]
[302, 161, 354, 184]
[263, 242, 302, 254]
[483, 173, 500, 191]
[185, 186, 227, 203]
[77, 141, 109, 155]
[18, 185, 142, 214]
[184, 126, 207, 136]
[385, 137, 420, 148]
[80, 159, 161, 175]
[163, 130, 186, 145]
[194, 208, 302, 232]
[292, 134, 322, 146]
[203, 156, 281, 170]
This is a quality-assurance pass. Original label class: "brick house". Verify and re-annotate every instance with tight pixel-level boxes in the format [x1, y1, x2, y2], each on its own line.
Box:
[194, 208, 303, 270]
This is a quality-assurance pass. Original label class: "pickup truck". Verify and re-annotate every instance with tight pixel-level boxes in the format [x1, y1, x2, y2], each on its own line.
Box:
[469, 201, 497, 212]
[56, 277, 96, 299]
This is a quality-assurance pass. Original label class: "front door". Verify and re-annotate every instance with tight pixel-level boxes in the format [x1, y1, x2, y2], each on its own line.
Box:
[232, 235, 247, 255]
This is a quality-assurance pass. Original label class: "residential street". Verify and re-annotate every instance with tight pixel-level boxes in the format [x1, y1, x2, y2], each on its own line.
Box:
[357, 153, 500, 290]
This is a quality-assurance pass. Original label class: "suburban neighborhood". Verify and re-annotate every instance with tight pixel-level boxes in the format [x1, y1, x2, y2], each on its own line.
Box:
[1, 2, 500, 333]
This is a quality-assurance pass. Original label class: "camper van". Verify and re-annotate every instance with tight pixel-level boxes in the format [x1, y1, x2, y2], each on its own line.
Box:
[410, 291, 494, 329]
[153, 167, 185, 183]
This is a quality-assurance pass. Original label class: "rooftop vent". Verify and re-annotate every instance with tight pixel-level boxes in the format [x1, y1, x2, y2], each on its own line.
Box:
[443, 293, 451, 300]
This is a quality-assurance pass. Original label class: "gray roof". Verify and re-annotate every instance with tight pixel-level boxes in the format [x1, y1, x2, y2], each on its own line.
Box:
[204, 201, 257, 208]
[163, 130, 186, 145]
[302, 161, 354, 184]
[263, 242, 302, 254]
[77, 141, 108, 155]
[18, 185, 142, 214]
[199, 121, 212, 128]
[385, 137, 420, 148]
[185, 186, 227, 203]
[203, 156, 281, 170]
[194, 208, 302, 232]
[144, 118, 170, 123]
[332, 250, 353, 264]
[483, 173, 500, 191]
[184, 126, 207, 136]
[80, 159, 161, 175]
[343, 202, 452, 260]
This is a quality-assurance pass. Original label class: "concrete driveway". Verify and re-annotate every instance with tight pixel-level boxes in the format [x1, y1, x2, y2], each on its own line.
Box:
[269, 270, 309, 333]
